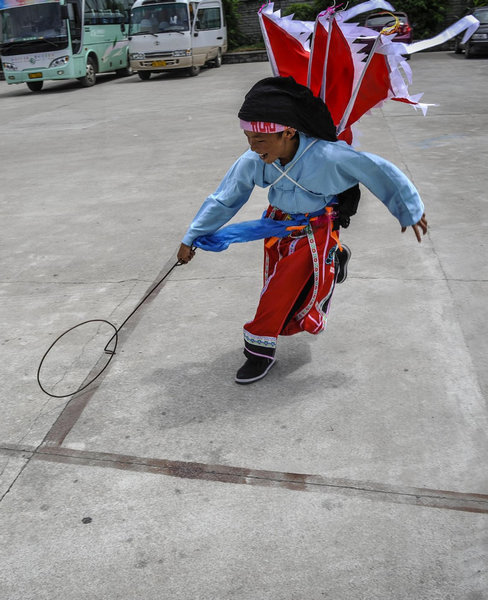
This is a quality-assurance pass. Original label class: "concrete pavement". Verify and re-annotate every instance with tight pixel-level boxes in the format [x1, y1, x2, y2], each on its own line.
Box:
[1, 54, 487, 599]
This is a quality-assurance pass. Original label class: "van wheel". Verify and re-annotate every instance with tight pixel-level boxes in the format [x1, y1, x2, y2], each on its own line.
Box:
[213, 49, 222, 68]
[138, 71, 151, 80]
[186, 65, 200, 77]
[27, 81, 43, 92]
[79, 57, 97, 87]
[464, 43, 473, 58]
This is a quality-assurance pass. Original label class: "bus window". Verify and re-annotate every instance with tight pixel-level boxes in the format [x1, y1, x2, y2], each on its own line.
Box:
[84, 0, 128, 25]
[67, 1, 82, 53]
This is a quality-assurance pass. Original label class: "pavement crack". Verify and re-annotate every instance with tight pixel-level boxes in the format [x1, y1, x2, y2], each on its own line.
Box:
[0, 279, 154, 286]
[351, 276, 488, 283]
[0, 448, 35, 504]
[106, 279, 141, 327]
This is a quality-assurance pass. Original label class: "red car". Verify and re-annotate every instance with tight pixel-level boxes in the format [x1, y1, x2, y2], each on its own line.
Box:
[357, 11, 413, 59]
[363, 11, 413, 44]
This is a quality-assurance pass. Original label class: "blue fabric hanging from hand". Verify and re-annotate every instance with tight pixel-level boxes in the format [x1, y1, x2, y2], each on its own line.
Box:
[193, 209, 326, 252]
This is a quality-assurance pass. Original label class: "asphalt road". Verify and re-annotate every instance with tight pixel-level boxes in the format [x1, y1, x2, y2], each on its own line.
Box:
[1, 53, 487, 599]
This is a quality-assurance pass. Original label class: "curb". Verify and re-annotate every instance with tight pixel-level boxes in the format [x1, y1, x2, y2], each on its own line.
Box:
[223, 50, 268, 64]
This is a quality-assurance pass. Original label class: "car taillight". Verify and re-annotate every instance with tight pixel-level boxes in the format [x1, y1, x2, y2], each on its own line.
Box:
[399, 24, 412, 35]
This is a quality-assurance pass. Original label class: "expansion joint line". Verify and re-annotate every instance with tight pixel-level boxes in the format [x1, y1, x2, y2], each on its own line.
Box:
[1, 444, 485, 514]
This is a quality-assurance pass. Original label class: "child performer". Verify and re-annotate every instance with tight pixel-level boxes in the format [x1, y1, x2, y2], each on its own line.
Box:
[177, 77, 427, 384]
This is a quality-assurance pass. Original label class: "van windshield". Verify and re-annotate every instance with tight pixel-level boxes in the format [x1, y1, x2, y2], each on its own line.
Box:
[130, 3, 190, 34]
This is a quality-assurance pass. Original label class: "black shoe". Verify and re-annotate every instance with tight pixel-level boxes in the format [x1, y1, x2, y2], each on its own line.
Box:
[235, 355, 276, 384]
[335, 243, 351, 284]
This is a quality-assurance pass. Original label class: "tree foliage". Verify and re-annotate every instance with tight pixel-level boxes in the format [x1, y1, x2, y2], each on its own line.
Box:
[223, 0, 249, 50]
[395, 0, 446, 38]
[282, 0, 448, 39]
[282, 2, 316, 21]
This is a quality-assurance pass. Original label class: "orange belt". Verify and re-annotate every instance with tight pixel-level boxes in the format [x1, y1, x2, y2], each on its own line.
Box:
[265, 207, 342, 250]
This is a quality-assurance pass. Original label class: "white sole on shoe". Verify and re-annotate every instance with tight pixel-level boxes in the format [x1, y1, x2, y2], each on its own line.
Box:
[235, 359, 276, 385]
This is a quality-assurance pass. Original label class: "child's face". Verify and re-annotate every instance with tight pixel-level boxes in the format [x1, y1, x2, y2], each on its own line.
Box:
[244, 130, 296, 165]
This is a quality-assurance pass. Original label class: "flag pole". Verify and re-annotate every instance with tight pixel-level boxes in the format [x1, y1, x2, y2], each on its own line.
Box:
[258, 5, 280, 77]
[307, 17, 319, 89]
[320, 12, 335, 103]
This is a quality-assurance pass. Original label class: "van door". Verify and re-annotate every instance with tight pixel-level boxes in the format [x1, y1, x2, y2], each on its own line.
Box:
[192, 0, 227, 66]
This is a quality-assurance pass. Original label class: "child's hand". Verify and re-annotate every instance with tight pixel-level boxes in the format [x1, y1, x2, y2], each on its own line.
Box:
[402, 213, 428, 243]
[177, 243, 195, 264]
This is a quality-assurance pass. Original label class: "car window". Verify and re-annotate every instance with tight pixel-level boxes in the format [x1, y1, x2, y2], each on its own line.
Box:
[365, 13, 408, 27]
[195, 6, 221, 30]
[473, 10, 488, 24]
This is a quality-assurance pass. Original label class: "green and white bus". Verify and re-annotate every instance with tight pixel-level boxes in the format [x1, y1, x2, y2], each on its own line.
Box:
[0, 0, 132, 91]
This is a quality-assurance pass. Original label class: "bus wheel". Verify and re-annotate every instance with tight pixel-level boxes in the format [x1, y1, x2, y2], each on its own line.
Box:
[79, 57, 97, 87]
[27, 81, 43, 92]
[138, 71, 151, 81]
[186, 66, 200, 77]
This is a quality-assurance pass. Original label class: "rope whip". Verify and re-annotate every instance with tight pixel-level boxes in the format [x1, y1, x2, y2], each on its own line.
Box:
[37, 257, 188, 399]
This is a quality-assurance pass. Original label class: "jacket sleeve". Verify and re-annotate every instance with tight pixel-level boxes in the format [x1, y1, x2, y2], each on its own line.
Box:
[182, 153, 257, 246]
[327, 143, 425, 227]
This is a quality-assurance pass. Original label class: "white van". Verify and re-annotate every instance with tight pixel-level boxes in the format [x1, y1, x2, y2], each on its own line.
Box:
[129, 0, 227, 78]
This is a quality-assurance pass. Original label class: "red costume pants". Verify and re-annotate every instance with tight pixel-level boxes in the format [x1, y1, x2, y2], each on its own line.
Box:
[243, 207, 340, 358]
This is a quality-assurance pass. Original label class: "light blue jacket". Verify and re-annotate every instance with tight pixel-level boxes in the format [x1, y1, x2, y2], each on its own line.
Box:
[182, 133, 424, 246]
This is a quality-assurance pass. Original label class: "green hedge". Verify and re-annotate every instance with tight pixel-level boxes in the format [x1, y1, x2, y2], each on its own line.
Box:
[223, 0, 250, 50]
[282, 0, 448, 39]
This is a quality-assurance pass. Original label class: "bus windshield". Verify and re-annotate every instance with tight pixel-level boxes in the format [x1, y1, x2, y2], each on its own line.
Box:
[129, 2, 190, 35]
[0, 3, 68, 54]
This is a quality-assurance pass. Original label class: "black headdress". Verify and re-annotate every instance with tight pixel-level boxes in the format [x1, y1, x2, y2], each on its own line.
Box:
[238, 76, 337, 142]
